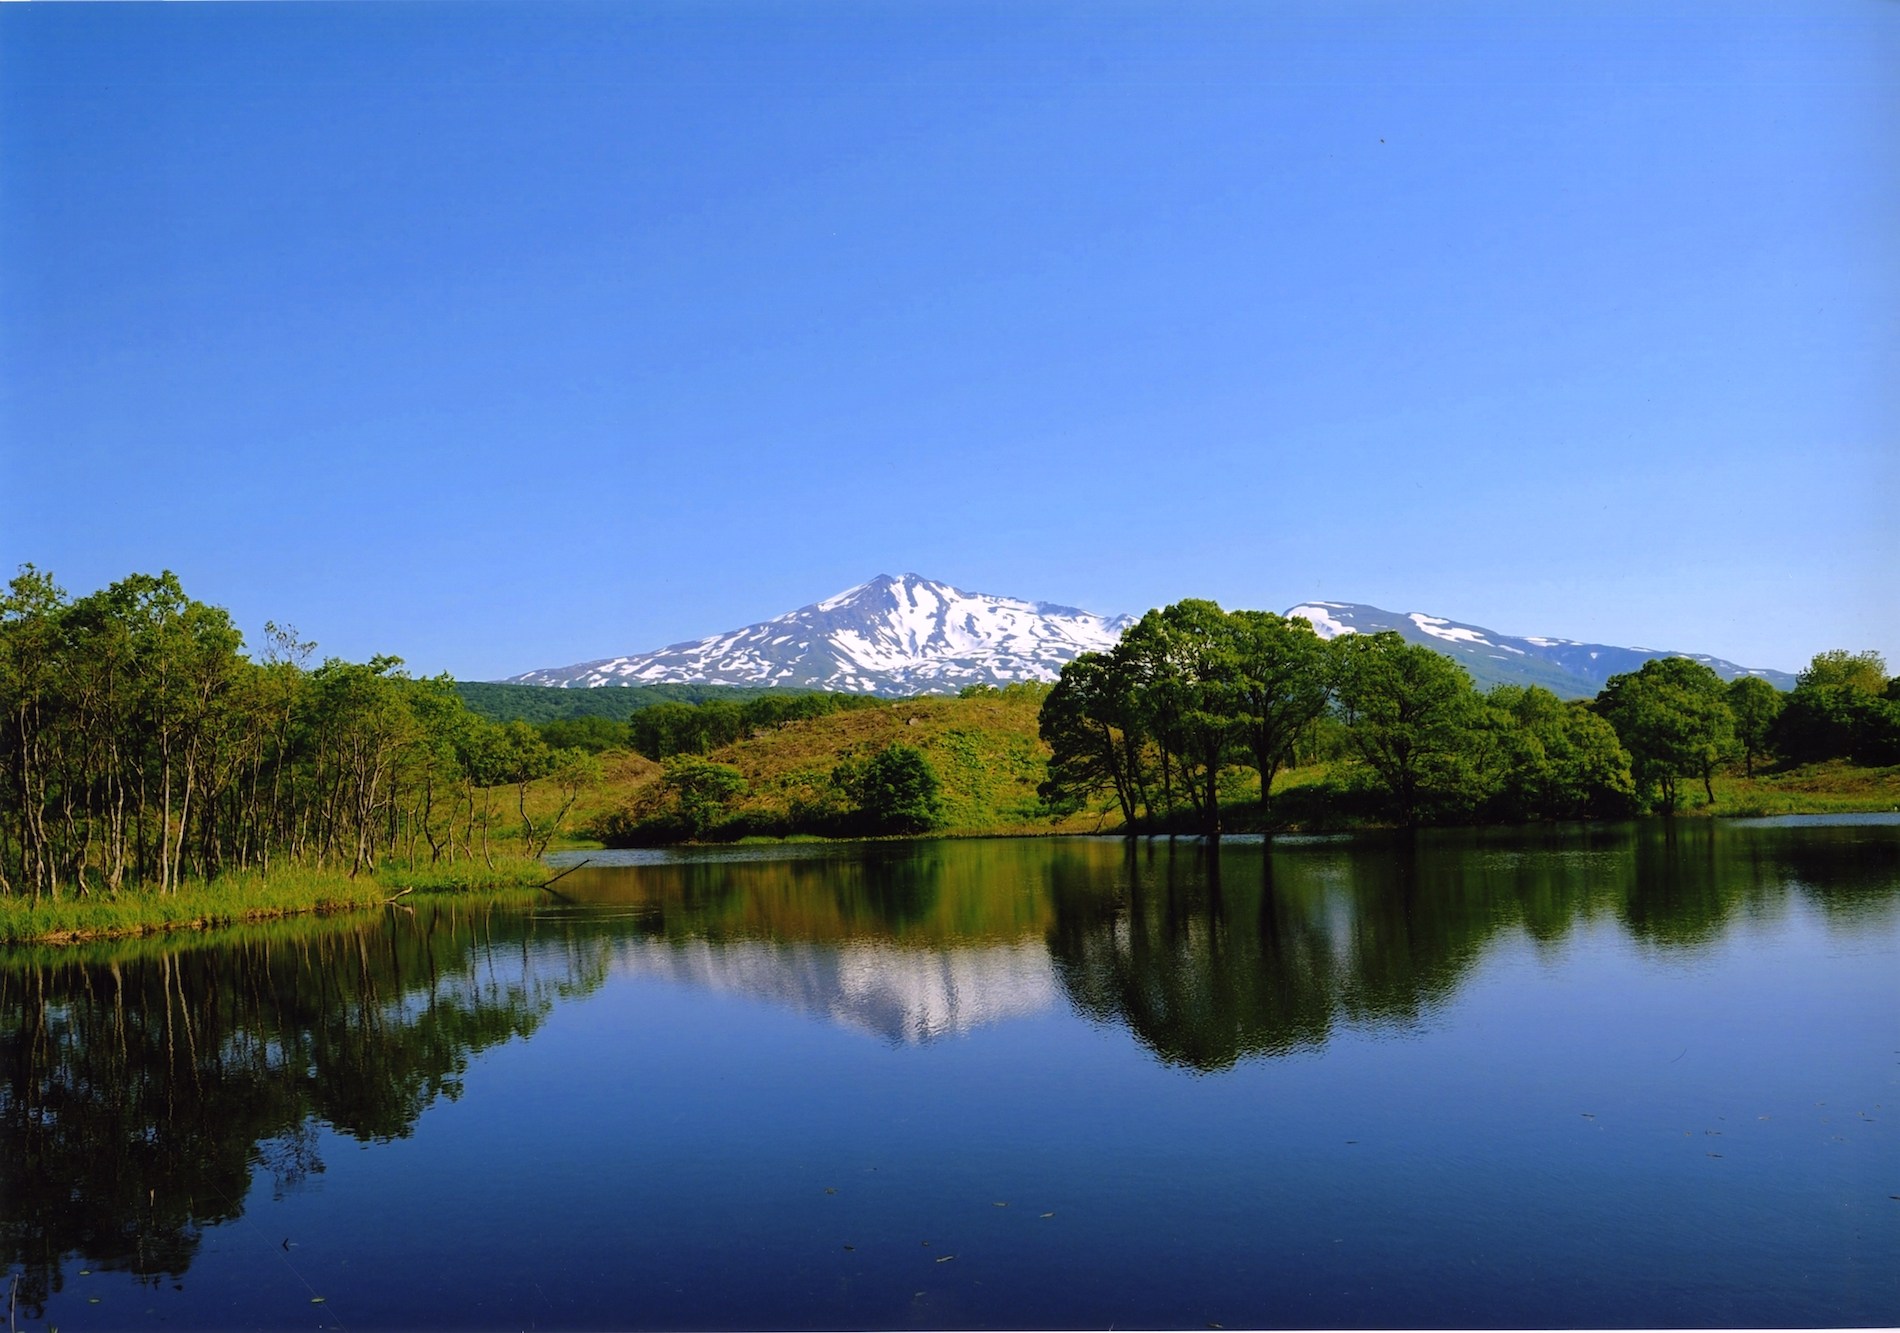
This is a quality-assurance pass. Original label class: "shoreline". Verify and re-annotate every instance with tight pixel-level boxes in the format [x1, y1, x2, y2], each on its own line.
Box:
[0, 859, 552, 948]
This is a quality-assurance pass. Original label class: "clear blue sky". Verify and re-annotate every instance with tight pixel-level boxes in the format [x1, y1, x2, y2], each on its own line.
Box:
[4, 2, 1895, 680]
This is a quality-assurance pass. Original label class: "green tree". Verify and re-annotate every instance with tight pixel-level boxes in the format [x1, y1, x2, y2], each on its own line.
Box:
[1797, 649, 1888, 695]
[536, 716, 627, 754]
[1038, 653, 1136, 824]
[659, 756, 748, 839]
[1595, 657, 1734, 813]
[1124, 601, 1241, 837]
[1228, 610, 1331, 824]
[836, 743, 944, 835]
[1330, 632, 1477, 826]
[1773, 649, 1896, 766]
[1479, 685, 1635, 820]
[1725, 675, 1783, 777]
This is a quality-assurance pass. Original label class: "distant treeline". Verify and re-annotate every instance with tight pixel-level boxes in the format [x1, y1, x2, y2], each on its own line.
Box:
[1040, 599, 1900, 834]
[1, 568, 601, 900]
[457, 680, 889, 761]
[454, 679, 822, 725]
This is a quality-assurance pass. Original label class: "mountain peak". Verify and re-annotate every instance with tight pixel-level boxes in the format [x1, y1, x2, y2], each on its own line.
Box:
[508, 575, 1131, 695]
[505, 582, 1794, 699]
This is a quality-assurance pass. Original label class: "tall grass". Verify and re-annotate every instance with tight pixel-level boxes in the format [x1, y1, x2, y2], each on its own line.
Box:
[0, 855, 550, 945]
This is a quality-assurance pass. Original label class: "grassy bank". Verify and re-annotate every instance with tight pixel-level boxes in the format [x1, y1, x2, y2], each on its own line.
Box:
[517, 691, 1899, 845]
[0, 857, 552, 946]
[1704, 760, 1900, 817]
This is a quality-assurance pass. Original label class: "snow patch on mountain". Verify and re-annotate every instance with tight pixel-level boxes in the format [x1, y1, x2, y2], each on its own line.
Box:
[504, 580, 1795, 700]
[1286, 603, 1357, 639]
[1279, 602, 1795, 696]
[506, 574, 1135, 696]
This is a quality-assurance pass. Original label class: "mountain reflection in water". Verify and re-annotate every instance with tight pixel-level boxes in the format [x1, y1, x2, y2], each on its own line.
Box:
[2, 819, 1895, 1320]
[557, 822, 1899, 1069]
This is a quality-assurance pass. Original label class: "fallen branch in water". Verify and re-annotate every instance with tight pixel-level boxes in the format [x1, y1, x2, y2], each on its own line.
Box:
[537, 858, 591, 892]
[384, 886, 415, 904]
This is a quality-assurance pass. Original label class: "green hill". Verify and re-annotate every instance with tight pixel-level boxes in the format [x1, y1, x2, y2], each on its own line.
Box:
[568, 685, 1106, 841]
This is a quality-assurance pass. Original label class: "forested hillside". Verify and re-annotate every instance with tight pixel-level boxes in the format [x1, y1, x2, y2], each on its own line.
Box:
[454, 680, 825, 724]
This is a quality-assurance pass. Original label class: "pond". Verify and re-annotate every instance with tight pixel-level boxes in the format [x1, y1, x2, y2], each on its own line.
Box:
[3, 819, 1897, 1329]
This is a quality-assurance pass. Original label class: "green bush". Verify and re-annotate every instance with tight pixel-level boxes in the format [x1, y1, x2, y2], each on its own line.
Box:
[834, 743, 944, 835]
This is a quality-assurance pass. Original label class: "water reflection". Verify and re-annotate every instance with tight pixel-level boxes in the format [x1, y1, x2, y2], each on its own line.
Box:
[549, 823, 1896, 1069]
[614, 937, 1057, 1043]
[0, 903, 611, 1318]
[2, 820, 1894, 1315]
[1046, 822, 1898, 1070]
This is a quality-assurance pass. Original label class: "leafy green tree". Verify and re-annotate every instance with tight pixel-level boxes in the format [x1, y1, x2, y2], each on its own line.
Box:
[835, 743, 944, 835]
[1595, 657, 1734, 813]
[659, 756, 748, 839]
[1797, 649, 1888, 695]
[628, 702, 706, 759]
[0, 566, 69, 898]
[1228, 611, 1331, 823]
[0, 563, 599, 894]
[1124, 601, 1241, 837]
[1773, 649, 1896, 765]
[307, 655, 423, 876]
[1330, 632, 1477, 826]
[1725, 676, 1783, 777]
[1479, 685, 1635, 820]
[536, 716, 626, 754]
[1038, 652, 1135, 823]
[527, 748, 603, 855]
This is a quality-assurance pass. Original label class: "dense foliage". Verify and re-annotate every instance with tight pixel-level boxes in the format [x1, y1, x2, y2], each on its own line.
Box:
[833, 743, 945, 835]
[624, 691, 885, 760]
[0, 567, 600, 900]
[1039, 598, 1895, 832]
[453, 680, 807, 724]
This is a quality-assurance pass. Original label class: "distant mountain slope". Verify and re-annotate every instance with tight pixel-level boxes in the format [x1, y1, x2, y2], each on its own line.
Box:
[1284, 602, 1796, 697]
[505, 573, 1133, 697]
[500, 575, 1793, 701]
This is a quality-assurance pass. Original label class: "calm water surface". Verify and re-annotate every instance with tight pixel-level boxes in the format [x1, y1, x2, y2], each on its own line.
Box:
[4, 820, 1897, 1329]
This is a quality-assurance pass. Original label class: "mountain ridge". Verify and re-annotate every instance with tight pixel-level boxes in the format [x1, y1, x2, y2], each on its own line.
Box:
[506, 574, 1133, 695]
[504, 575, 1795, 699]
[1284, 601, 1795, 696]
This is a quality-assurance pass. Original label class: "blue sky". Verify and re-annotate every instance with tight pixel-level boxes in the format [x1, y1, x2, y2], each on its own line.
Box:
[4, 2, 1895, 681]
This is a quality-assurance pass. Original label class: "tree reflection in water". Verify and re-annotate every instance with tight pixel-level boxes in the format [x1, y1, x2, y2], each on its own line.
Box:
[2, 821, 1892, 1317]
[0, 903, 611, 1318]
[1044, 822, 1899, 1071]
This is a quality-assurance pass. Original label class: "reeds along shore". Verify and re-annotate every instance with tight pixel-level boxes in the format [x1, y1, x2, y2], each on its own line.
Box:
[0, 857, 551, 946]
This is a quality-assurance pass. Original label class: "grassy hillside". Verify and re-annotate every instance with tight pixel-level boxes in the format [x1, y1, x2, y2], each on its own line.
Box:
[713, 693, 1078, 835]
[539, 690, 1105, 842]
[521, 704, 1900, 849]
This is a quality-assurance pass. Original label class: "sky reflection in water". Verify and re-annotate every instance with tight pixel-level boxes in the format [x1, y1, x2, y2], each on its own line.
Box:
[4, 820, 1896, 1329]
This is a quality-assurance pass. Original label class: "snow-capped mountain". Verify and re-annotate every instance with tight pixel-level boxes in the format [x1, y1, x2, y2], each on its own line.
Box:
[1284, 602, 1797, 696]
[608, 937, 1057, 1045]
[503, 575, 1794, 699]
[506, 573, 1134, 696]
